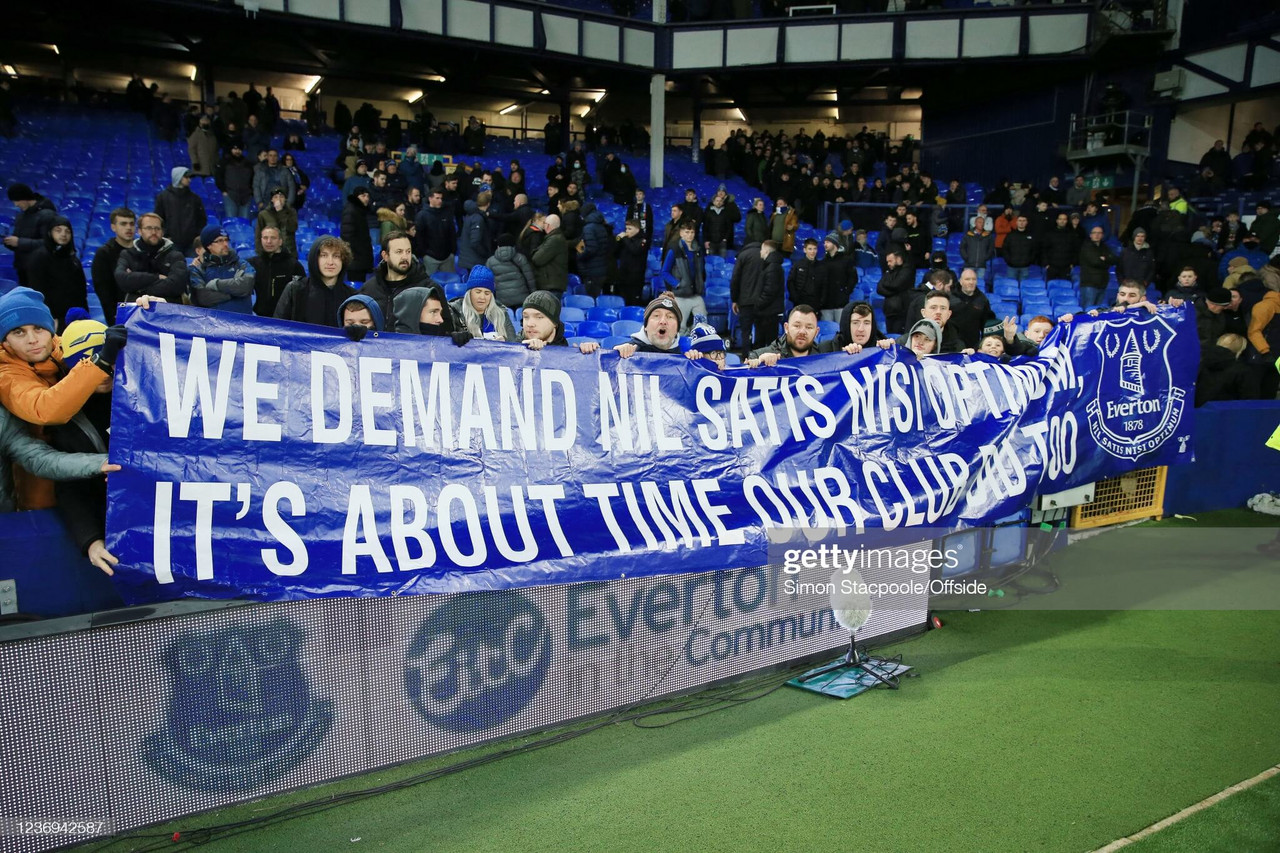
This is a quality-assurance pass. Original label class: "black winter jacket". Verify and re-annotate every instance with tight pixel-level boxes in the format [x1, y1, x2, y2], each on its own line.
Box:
[730, 243, 784, 313]
[702, 200, 741, 247]
[27, 220, 88, 328]
[360, 258, 432, 322]
[341, 194, 374, 274]
[1078, 240, 1118, 289]
[1040, 226, 1079, 271]
[273, 242, 356, 327]
[1002, 230, 1037, 268]
[787, 257, 823, 308]
[153, 185, 208, 251]
[414, 204, 458, 261]
[8, 196, 58, 281]
[250, 249, 306, 318]
[115, 237, 189, 302]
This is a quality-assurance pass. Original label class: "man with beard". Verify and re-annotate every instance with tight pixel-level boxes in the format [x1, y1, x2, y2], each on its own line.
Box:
[114, 212, 189, 302]
[359, 230, 430, 320]
[250, 225, 305, 318]
[188, 224, 255, 314]
[748, 305, 820, 367]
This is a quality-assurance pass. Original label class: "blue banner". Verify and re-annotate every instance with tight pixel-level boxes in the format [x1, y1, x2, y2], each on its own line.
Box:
[106, 303, 1197, 604]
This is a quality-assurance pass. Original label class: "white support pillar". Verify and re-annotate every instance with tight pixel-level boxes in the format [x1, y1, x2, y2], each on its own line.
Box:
[649, 73, 665, 190]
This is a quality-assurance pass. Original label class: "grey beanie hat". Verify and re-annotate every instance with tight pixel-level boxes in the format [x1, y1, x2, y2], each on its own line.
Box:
[522, 290, 562, 326]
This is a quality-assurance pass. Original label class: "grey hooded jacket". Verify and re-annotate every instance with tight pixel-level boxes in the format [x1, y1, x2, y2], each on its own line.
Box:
[0, 405, 106, 513]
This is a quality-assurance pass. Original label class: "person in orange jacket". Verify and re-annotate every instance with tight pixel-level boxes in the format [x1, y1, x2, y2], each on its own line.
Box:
[0, 288, 127, 509]
[994, 205, 1016, 252]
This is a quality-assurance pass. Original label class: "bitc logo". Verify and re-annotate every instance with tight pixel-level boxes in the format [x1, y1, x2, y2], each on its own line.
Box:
[404, 591, 552, 733]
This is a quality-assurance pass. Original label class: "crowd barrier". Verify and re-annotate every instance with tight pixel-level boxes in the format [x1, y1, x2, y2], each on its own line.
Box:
[1163, 400, 1280, 516]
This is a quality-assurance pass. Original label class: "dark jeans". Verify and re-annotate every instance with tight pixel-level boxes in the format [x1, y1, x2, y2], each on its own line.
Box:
[737, 304, 778, 354]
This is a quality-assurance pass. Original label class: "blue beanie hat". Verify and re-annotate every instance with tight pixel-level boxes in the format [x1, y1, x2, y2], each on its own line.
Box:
[337, 293, 386, 332]
[0, 287, 56, 341]
[200, 224, 228, 248]
[466, 265, 495, 292]
[839, 219, 853, 231]
[687, 319, 725, 353]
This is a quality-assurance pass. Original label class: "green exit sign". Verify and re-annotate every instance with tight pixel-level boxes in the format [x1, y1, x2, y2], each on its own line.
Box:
[1086, 175, 1115, 190]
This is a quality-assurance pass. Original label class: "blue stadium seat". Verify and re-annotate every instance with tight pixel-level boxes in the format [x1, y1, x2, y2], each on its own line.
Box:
[444, 282, 467, 300]
[564, 294, 595, 310]
[431, 271, 461, 287]
[596, 295, 625, 310]
[612, 319, 642, 337]
[567, 336, 599, 347]
[587, 306, 620, 323]
[817, 321, 839, 342]
[603, 335, 631, 349]
[620, 305, 645, 323]
[578, 321, 612, 339]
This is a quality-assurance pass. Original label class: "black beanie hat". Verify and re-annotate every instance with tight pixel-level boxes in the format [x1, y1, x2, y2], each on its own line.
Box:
[7, 184, 37, 202]
[497, 233, 516, 248]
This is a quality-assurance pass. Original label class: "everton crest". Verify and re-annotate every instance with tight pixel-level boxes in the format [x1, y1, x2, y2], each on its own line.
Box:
[143, 619, 333, 792]
[1086, 315, 1187, 460]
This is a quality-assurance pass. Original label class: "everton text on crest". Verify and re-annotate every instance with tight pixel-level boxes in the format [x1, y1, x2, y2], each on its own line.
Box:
[1086, 314, 1188, 461]
[143, 618, 333, 792]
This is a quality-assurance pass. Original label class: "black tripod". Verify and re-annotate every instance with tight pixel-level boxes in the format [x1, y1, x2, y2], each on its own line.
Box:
[798, 630, 900, 690]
